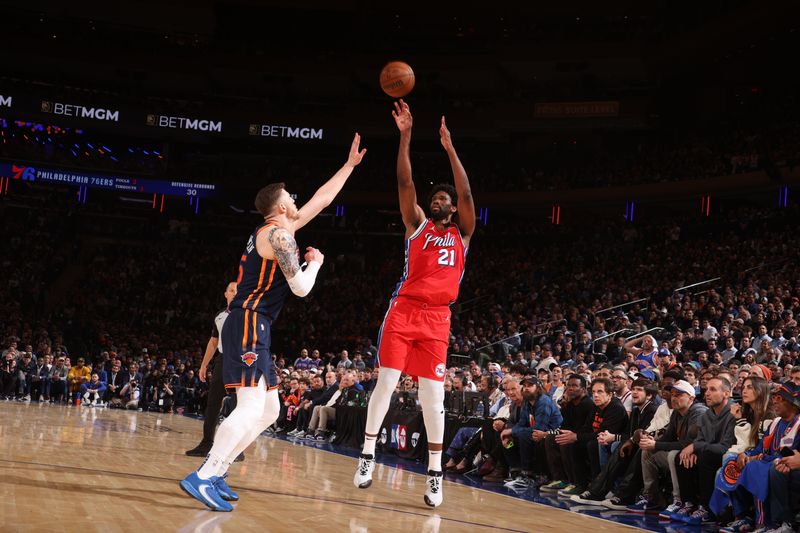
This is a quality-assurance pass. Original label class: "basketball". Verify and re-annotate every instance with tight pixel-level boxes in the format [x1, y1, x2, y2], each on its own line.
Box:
[380, 61, 415, 98]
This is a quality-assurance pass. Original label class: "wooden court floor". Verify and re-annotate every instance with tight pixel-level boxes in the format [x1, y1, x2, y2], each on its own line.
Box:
[0, 402, 642, 533]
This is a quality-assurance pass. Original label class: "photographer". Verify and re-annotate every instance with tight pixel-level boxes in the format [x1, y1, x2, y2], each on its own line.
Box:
[18, 352, 36, 401]
[120, 362, 143, 409]
[151, 375, 174, 413]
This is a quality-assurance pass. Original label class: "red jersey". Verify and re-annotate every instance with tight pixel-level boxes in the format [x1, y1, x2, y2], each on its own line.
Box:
[392, 218, 467, 306]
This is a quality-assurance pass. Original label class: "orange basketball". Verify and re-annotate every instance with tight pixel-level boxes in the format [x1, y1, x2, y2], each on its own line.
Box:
[380, 61, 415, 98]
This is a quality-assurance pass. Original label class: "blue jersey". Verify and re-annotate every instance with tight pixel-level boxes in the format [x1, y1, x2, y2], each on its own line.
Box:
[231, 222, 291, 323]
[635, 350, 657, 370]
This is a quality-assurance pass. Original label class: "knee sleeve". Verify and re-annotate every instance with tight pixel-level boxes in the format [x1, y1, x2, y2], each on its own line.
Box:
[364, 367, 402, 435]
[255, 388, 281, 430]
[210, 381, 268, 459]
[418, 377, 445, 444]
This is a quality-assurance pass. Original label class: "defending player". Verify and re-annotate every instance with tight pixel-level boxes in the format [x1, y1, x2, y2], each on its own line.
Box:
[354, 100, 475, 507]
[181, 134, 366, 512]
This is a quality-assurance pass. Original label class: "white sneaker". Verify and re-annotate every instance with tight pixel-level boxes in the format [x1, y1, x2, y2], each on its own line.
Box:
[503, 476, 533, 489]
[424, 470, 443, 508]
[353, 454, 375, 488]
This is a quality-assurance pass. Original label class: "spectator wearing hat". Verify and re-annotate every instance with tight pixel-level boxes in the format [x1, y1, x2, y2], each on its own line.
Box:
[67, 357, 91, 402]
[750, 364, 773, 383]
[669, 377, 736, 525]
[503, 377, 563, 489]
[630, 379, 707, 514]
[536, 346, 557, 373]
[722, 382, 800, 532]
[48, 356, 69, 403]
[600, 371, 682, 510]
[763, 382, 800, 533]
[293, 349, 313, 371]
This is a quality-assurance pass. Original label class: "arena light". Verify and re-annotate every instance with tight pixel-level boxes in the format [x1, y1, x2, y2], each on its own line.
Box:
[551, 204, 561, 225]
[624, 200, 635, 221]
[779, 186, 789, 208]
[701, 195, 711, 217]
[478, 207, 488, 226]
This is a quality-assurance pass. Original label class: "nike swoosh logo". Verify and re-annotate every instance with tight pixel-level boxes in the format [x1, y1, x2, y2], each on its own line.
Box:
[199, 483, 217, 504]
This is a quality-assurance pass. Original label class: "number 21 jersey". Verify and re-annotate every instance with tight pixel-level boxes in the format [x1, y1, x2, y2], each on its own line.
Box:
[392, 219, 467, 306]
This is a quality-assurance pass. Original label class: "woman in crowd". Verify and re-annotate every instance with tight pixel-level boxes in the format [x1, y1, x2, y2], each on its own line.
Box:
[710, 376, 774, 530]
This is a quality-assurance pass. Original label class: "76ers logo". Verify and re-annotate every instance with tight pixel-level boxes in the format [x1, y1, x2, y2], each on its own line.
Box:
[241, 351, 258, 367]
[435, 363, 446, 378]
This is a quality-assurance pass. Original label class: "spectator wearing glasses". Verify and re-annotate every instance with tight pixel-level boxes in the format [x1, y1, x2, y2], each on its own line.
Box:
[611, 366, 633, 415]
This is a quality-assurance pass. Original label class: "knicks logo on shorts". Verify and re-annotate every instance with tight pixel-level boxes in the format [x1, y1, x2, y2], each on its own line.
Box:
[722, 459, 742, 487]
[241, 351, 259, 367]
[435, 363, 446, 378]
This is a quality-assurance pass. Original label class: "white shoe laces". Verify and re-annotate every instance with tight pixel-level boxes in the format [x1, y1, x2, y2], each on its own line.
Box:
[358, 457, 373, 476]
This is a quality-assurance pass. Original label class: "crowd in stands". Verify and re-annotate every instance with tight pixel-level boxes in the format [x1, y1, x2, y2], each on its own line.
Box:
[3, 110, 800, 530]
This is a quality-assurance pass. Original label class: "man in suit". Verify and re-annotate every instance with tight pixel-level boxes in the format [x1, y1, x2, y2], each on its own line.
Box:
[606, 336, 627, 365]
[105, 359, 125, 406]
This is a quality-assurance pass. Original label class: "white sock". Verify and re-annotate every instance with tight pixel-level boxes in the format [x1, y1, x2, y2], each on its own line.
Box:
[418, 377, 445, 473]
[196, 377, 268, 478]
[361, 367, 402, 455]
[197, 452, 228, 480]
[362, 435, 377, 456]
[428, 450, 442, 472]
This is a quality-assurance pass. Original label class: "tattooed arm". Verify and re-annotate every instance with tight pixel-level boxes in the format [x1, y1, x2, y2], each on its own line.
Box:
[267, 227, 324, 297]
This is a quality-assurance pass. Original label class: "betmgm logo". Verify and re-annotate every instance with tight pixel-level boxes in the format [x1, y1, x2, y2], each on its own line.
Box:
[41, 101, 119, 122]
[147, 114, 222, 132]
[0, 95, 11, 108]
[248, 124, 323, 140]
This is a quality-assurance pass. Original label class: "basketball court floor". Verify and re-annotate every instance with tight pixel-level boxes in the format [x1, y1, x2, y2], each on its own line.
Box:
[1, 402, 705, 532]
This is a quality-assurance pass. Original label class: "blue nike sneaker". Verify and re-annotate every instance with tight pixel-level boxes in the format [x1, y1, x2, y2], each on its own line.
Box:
[179, 472, 233, 512]
[214, 474, 239, 501]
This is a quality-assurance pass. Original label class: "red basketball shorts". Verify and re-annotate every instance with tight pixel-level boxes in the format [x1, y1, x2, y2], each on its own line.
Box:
[376, 297, 451, 381]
